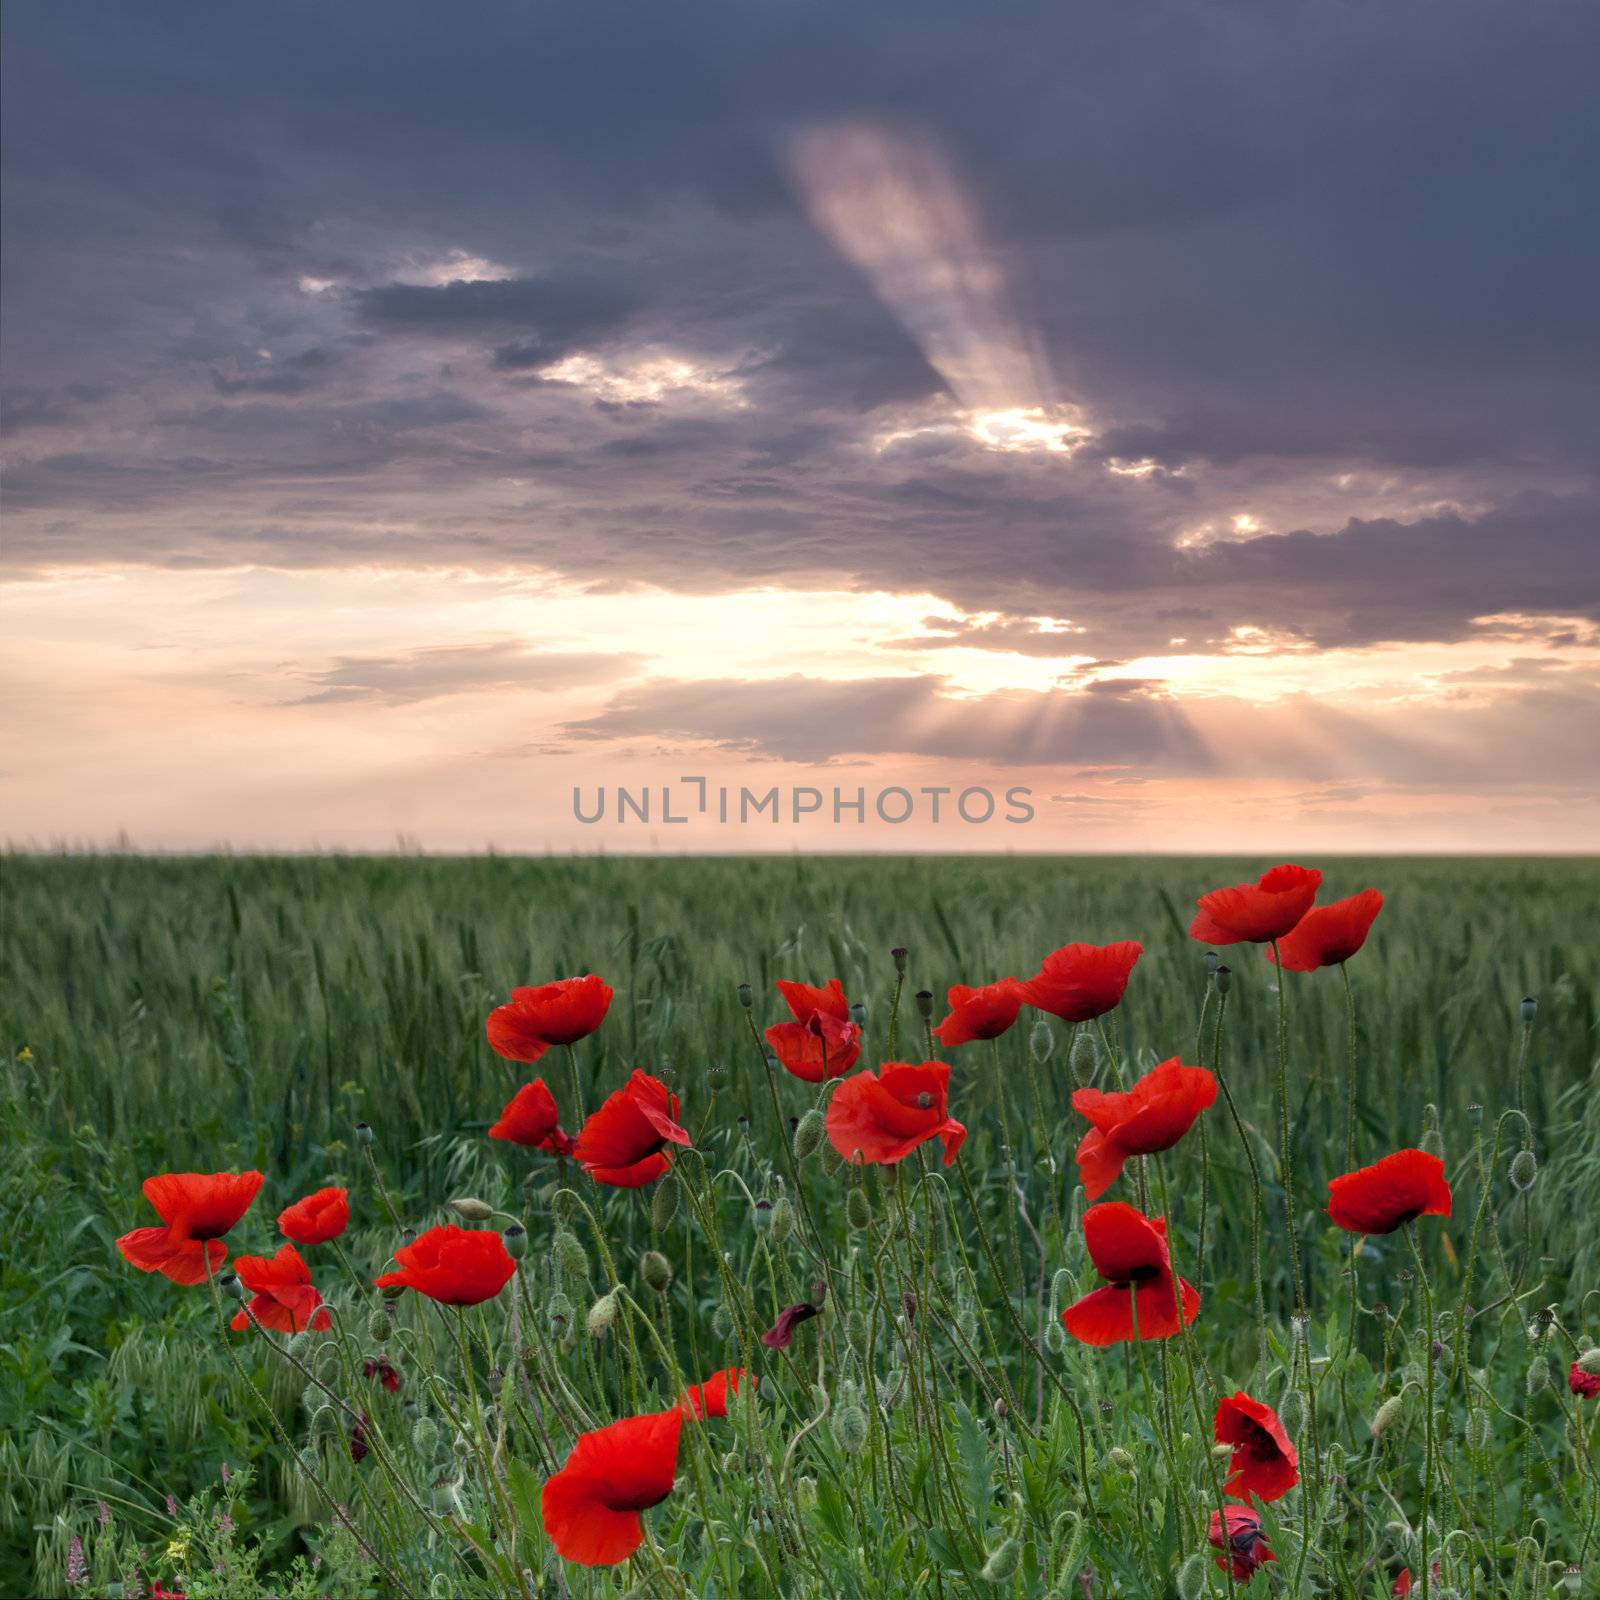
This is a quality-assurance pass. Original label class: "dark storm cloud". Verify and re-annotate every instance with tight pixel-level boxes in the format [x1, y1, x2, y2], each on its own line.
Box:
[3, 0, 1598, 656]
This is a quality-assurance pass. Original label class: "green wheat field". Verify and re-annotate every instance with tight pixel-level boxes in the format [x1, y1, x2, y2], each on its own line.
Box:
[2, 853, 1597, 1598]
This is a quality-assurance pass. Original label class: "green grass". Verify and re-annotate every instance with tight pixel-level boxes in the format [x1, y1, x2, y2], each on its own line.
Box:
[2, 853, 1597, 1596]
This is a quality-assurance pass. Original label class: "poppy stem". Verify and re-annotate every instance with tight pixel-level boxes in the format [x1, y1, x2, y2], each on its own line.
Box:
[1406, 1222, 1437, 1600]
[1270, 939, 1307, 1322]
[1341, 960, 1359, 1169]
[563, 1042, 584, 1123]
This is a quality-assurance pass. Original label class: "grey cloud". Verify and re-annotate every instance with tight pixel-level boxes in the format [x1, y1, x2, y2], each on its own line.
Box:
[289, 642, 647, 706]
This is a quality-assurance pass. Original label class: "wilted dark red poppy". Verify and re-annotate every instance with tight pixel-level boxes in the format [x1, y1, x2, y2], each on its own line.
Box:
[117, 1171, 265, 1285]
[540, 1408, 683, 1566]
[572, 1069, 690, 1187]
[278, 1186, 349, 1246]
[373, 1223, 517, 1305]
[350, 1412, 371, 1464]
[765, 977, 861, 1082]
[1021, 941, 1143, 1023]
[679, 1367, 752, 1419]
[364, 1357, 401, 1393]
[825, 1060, 966, 1168]
[1061, 1202, 1200, 1346]
[1190, 865, 1322, 945]
[1208, 1505, 1275, 1581]
[1214, 1391, 1299, 1502]
[1268, 888, 1384, 972]
[489, 1079, 577, 1155]
[1070, 1057, 1217, 1200]
[762, 1302, 820, 1349]
[229, 1243, 332, 1333]
[933, 979, 1025, 1047]
[1569, 1360, 1600, 1399]
[486, 975, 613, 1065]
[1327, 1148, 1451, 1235]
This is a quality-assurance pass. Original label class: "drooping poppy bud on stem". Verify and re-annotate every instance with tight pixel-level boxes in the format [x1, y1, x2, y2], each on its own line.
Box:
[448, 1197, 494, 1222]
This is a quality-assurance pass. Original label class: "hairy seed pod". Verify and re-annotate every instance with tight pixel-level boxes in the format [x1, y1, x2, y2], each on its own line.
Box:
[411, 1416, 439, 1454]
[819, 1141, 845, 1178]
[1526, 1357, 1551, 1396]
[769, 1197, 796, 1244]
[651, 1173, 680, 1231]
[1045, 1321, 1065, 1353]
[1028, 1017, 1054, 1062]
[367, 1306, 393, 1342]
[980, 1538, 1021, 1583]
[1177, 1552, 1209, 1600]
[1070, 1030, 1097, 1080]
[586, 1290, 619, 1338]
[1578, 1348, 1600, 1375]
[1510, 1149, 1537, 1192]
[546, 1291, 573, 1335]
[448, 1197, 493, 1222]
[1105, 1447, 1136, 1473]
[847, 1187, 872, 1231]
[553, 1229, 588, 1281]
[1277, 1389, 1307, 1436]
[712, 1304, 735, 1340]
[639, 1250, 673, 1293]
[1371, 1395, 1406, 1439]
[1420, 1126, 1445, 1160]
[793, 1108, 826, 1161]
[832, 1404, 869, 1454]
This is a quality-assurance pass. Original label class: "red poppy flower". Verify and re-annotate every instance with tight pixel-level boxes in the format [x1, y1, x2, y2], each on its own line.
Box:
[825, 1060, 967, 1168]
[489, 1079, 577, 1155]
[1392, 1565, 1440, 1594]
[765, 977, 861, 1082]
[1061, 1202, 1200, 1346]
[1070, 1057, 1217, 1200]
[486, 975, 613, 1065]
[150, 1586, 187, 1600]
[1327, 1148, 1451, 1235]
[1267, 888, 1384, 972]
[117, 1171, 264, 1285]
[1208, 1505, 1275, 1581]
[762, 1302, 820, 1349]
[1190, 864, 1323, 945]
[933, 979, 1026, 1047]
[229, 1244, 331, 1334]
[364, 1357, 402, 1393]
[572, 1069, 691, 1187]
[1020, 941, 1144, 1023]
[1214, 1391, 1299, 1502]
[373, 1224, 517, 1305]
[278, 1186, 350, 1246]
[1570, 1360, 1600, 1399]
[540, 1408, 683, 1566]
[679, 1367, 752, 1420]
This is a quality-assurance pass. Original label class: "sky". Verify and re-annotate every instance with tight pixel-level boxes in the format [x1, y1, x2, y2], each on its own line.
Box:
[3, 1, 1598, 853]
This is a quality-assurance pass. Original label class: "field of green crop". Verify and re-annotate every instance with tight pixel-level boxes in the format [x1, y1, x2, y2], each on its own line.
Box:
[2, 853, 1597, 1598]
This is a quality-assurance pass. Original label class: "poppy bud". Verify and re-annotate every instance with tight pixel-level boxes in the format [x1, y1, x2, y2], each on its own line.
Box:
[891, 946, 908, 974]
[1044, 1321, 1065, 1352]
[847, 1187, 872, 1231]
[712, 1304, 735, 1339]
[411, 1415, 439, 1453]
[819, 1141, 844, 1178]
[1520, 996, 1537, 1023]
[448, 1197, 493, 1222]
[882, 1369, 906, 1410]
[914, 989, 933, 1019]
[1105, 1447, 1135, 1472]
[587, 1290, 619, 1338]
[1176, 1552, 1210, 1600]
[809, 1278, 827, 1307]
[1210, 1442, 1232, 1463]
[793, 1108, 826, 1160]
[502, 1223, 527, 1260]
[554, 1229, 588, 1281]
[646, 1177, 678, 1235]
[1214, 964, 1232, 993]
[381, 1281, 406, 1302]
[1069, 1031, 1097, 1079]
[1372, 1395, 1406, 1438]
[752, 1198, 773, 1231]
[795, 1475, 818, 1510]
[367, 1306, 393, 1342]
[1579, 1349, 1600, 1376]
[546, 1291, 573, 1334]
[769, 1197, 796, 1244]
[1278, 1389, 1307, 1436]
[1510, 1149, 1537, 1191]
[980, 1538, 1021, 1582]
[1028, 1017, 1054, 1062]
[1527, 1357, 1551, 1395]
[355, 1122, 374, 1146]
[639, 1250, 673, 1293]
[1420, 1127, 1445, 1160]
[737, 982, 753, 1010]
[832, 1403, 868, 1454]
[1464, 1409, 1492, 1452]
[850, 1001, 867, 1029]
